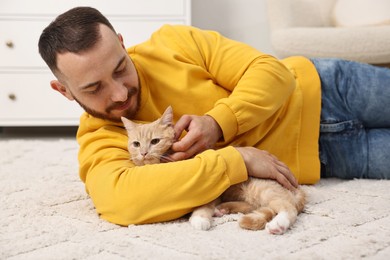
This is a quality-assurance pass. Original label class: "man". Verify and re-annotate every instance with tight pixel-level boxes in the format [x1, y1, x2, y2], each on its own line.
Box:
[39, 7, 390, 226]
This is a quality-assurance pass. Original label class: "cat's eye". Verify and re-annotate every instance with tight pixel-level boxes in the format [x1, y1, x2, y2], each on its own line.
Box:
[133, 141, 140, 147]
[150, 138, 160, 145]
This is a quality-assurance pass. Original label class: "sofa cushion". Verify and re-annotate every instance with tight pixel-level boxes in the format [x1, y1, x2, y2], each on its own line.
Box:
[332, 0, 390, 27]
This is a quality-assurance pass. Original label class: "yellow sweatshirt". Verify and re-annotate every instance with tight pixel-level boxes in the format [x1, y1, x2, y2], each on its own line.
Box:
[77, 25, 321, 226]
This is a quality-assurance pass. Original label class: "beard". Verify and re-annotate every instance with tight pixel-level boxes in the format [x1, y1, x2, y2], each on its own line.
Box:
[73, 87, 141, 122]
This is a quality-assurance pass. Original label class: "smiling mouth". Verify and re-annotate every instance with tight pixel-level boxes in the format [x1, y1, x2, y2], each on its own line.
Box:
[113, 99, 130, 111]
[105, 98, 130, 114]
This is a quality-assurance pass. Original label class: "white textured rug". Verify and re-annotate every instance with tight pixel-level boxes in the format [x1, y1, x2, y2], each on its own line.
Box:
[1, 137, 390, 260]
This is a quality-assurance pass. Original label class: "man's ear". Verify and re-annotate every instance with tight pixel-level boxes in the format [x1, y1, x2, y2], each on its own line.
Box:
[50, 80, 74, 101]
[118, 33, 126, 49]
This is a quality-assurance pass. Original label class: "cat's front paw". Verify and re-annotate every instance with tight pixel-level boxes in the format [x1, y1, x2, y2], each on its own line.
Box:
[189, 215, 212, 231]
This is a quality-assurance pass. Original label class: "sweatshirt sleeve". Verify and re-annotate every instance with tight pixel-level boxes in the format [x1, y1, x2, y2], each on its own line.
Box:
[77, 113, 247, 226]
[160, 25, 296, 144]
[206, 36, 296, 143]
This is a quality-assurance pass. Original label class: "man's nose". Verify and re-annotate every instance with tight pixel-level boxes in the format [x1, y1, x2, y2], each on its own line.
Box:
[109, 81, 128, 103]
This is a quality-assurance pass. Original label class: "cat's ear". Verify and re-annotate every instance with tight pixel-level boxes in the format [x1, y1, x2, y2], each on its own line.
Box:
[121, 116, 137, 131]
[160, 106, 173, 126]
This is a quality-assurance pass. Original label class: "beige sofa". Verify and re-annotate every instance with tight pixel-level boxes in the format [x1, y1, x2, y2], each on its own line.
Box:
[266, 0, 390, 66]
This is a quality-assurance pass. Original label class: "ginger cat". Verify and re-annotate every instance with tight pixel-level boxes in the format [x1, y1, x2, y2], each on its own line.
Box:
[122, 106, 305, 235]
[121, 106, 175, 166]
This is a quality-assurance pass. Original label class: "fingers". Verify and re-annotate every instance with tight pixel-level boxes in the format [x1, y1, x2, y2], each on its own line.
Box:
[171, 136, 208, 160]
[171, 130, 197, 152]
[271, 159, 298, 191]
[172, 115, 201, 153]
[274, 160, 298, 189]
[173, 115, 192, 140]
[268, 152, 298, 189]
[279, 167, 298, 189]
[166, 151, 187, 162]
[274, 173, 297, 191]
[237, 147, 298, 190]
[171, 114, 222, 161]
[265, 164, 297, 191]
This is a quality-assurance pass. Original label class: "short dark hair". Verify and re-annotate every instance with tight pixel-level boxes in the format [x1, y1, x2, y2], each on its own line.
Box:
[38, 6, 116, 73]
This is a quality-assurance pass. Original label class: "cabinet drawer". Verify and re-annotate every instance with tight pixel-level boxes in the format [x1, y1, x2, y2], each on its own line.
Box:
[0, 19, 187, 69]
[0, 72, 83, 126]
[0, 20, 50, 69]
[0, 0, 188, 16]
[0, 0, 191, 127]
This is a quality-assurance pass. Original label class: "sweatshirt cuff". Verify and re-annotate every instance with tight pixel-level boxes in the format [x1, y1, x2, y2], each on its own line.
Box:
[217, 146, 248, 185]
[206, 104, 238, 144]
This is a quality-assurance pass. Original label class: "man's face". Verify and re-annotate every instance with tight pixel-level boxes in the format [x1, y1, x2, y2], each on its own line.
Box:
[51, 24, 140, 122]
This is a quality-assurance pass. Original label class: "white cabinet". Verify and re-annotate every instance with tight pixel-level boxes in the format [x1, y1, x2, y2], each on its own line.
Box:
[0, 0, 191, 126]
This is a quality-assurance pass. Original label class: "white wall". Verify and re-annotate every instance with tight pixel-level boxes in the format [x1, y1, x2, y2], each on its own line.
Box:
[191, 0, 275, 55]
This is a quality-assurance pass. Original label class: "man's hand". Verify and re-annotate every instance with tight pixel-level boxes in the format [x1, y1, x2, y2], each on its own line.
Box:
[235, 147, 298, 191]
[169, 114, 222, 161]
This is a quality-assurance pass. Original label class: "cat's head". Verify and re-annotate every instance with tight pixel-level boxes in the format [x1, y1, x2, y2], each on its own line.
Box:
[121, 106, 175, 166]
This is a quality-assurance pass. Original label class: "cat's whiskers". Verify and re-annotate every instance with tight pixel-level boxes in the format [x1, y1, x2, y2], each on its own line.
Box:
[129, 155, 139, 161]
[160, 154, 176, 163]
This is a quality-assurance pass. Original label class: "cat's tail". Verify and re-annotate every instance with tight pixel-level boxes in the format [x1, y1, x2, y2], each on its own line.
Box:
[238, 207, 275, 230]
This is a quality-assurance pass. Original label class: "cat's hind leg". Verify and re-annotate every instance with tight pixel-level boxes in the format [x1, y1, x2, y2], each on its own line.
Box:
[265, 202, 298, 235]
[238, 207, 275, 230]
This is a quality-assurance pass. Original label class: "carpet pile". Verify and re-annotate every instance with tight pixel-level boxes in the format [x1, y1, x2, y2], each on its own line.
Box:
[1, 137, 389, 259]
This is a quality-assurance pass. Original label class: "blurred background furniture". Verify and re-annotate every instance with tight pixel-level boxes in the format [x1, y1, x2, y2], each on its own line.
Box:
[266, 0, 390, 66]
[0, 0, 191, 127]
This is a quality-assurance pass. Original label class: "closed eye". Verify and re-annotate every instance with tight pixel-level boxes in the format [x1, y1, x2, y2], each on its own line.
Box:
[81, 82, 102, 95]
[151, 138, 160, 145]
[115, 67, 126, 75]
[114, 59, 127, 76]
[88, 85, 101, 94]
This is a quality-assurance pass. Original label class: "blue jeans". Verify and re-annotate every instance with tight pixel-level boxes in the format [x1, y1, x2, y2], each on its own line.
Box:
[311, 58, 390, 179]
